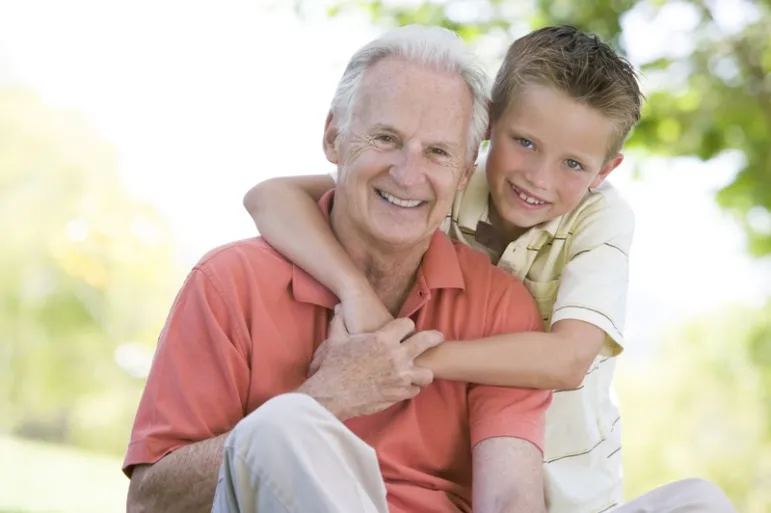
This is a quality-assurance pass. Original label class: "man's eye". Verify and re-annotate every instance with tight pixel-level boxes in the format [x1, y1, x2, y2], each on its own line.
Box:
[430, 147, 449, 157]
[375, 134, 396, 144]
[566, 159, 584, 170]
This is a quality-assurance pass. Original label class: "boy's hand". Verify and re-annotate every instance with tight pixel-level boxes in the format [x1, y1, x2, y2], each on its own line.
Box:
[340, 289, 394, 334]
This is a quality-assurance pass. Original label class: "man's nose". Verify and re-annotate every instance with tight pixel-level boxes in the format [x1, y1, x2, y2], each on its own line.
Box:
[389, 144, 426, 187]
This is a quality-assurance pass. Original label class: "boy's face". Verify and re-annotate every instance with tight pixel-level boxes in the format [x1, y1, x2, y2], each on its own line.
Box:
[486, 85, 624, 234]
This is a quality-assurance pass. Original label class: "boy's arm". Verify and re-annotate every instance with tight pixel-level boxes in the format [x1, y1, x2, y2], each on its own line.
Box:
[243, 175, 391, 332]
[419, 197, 634, 389]
[418, 320, 604, 389]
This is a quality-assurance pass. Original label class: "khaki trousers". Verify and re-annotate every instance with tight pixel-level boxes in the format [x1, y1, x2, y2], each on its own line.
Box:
[211, 393, 735, 513]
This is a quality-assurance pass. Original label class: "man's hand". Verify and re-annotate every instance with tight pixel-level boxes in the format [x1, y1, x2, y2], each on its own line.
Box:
[305, 302, 392, 376]
[300, 310, 443, 420]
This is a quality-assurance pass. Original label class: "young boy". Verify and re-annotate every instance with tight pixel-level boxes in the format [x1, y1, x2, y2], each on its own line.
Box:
[245, 26, 638, 512]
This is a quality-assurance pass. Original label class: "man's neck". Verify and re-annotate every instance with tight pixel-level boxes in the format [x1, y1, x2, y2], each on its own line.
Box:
[331, 211, 429, 316]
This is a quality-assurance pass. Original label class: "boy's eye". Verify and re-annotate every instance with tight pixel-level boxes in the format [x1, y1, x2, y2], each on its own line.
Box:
[517, 138, 534, 149]
[566, 159, 584, 170]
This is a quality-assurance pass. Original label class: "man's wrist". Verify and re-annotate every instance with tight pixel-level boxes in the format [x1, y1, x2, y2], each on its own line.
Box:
[296, 376, 346, 420]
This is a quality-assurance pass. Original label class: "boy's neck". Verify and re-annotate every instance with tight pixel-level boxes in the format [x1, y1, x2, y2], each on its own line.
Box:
[487, 196, 529, 250]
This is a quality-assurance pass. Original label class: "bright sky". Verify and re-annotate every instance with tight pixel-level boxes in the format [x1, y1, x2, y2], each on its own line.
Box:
[1, 0, 768, 357]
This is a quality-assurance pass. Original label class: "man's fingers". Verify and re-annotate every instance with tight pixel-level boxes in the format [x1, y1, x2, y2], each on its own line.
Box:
[307, 342, 327, 377]
[375, 317, 416, 343]
[403, 330, 444, 360]
[403, 385, 421, 400]
[409, 367, 434, 388]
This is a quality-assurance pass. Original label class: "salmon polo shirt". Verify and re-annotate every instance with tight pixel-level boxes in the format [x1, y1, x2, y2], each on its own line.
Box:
[124, 191, 552, 513]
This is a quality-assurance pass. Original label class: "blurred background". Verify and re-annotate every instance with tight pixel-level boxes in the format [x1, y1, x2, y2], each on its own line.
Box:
[1, 0, 769, 511]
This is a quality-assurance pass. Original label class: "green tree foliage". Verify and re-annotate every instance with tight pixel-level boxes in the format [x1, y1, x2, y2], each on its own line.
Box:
[313, 0, 771, 256]
[0, 87, 182, 454]
[616, 301, 771, 511]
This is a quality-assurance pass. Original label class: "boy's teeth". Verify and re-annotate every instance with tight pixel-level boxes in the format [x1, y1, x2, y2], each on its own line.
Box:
[515, 188, 545, 205]
[378, 190, 422, 208]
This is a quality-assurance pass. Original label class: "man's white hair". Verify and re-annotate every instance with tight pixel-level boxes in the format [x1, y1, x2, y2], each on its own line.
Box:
[330, 24, 489, 158]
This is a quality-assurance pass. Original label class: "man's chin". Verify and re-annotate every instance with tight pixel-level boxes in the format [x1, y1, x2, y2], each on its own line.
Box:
[369, 227, 431, 250]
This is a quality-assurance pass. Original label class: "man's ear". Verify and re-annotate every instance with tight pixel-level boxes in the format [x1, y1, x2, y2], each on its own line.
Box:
[591, 153, 624, 189]
[323, 110, 340, 164]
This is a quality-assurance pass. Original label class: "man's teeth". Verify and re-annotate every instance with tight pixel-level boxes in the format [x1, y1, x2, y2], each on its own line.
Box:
[514, 188, 546, 205]
[377, 190, 423, 208]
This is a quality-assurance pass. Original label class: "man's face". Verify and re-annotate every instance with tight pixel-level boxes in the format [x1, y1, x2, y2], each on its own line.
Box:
[326, 57, 475, 250]
[486, 85, 623, 233]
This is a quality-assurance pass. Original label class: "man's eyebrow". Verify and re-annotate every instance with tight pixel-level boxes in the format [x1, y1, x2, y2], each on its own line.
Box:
[370, 123, 399, 134]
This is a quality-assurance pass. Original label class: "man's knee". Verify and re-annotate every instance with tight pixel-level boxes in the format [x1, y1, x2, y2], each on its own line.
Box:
[227, 393, 325, 454]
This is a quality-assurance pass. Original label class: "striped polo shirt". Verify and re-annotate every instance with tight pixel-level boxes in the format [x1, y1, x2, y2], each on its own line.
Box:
[441, 162, 635, 513]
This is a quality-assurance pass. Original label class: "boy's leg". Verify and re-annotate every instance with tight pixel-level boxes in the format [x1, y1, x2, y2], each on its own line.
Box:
[211, 393, 389, 513]
[613, 478, 736, 513]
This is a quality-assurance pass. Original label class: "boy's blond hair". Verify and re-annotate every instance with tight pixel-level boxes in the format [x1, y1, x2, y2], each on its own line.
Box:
[491, 25, 644, 157]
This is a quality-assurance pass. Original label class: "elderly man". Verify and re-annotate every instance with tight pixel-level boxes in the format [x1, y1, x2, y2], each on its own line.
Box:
[123, 25, 551, 513]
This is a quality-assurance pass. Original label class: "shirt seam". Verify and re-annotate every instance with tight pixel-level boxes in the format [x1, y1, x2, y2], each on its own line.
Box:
[551, 305, 622, 337]
[193, 265, 252, 361]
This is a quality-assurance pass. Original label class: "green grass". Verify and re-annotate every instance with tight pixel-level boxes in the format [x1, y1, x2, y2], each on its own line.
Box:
[0, 435, 127, 513]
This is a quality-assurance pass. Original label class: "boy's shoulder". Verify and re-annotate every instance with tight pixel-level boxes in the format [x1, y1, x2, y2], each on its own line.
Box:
[450, 163, 490, 224]
[559, 181, 635, 241]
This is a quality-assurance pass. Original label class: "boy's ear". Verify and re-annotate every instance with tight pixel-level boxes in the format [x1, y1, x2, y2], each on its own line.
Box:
[591, 153, 624, 189]
[323, 111, 340, 164]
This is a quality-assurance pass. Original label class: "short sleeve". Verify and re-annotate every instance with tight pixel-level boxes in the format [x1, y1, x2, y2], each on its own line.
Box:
[551, 196, 635, 356]
[468, 271, 553, 454]
[122, 266, 251, 477]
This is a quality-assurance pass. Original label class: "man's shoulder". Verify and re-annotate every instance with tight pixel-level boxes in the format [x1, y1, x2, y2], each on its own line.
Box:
[193, 237, 293, 284]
